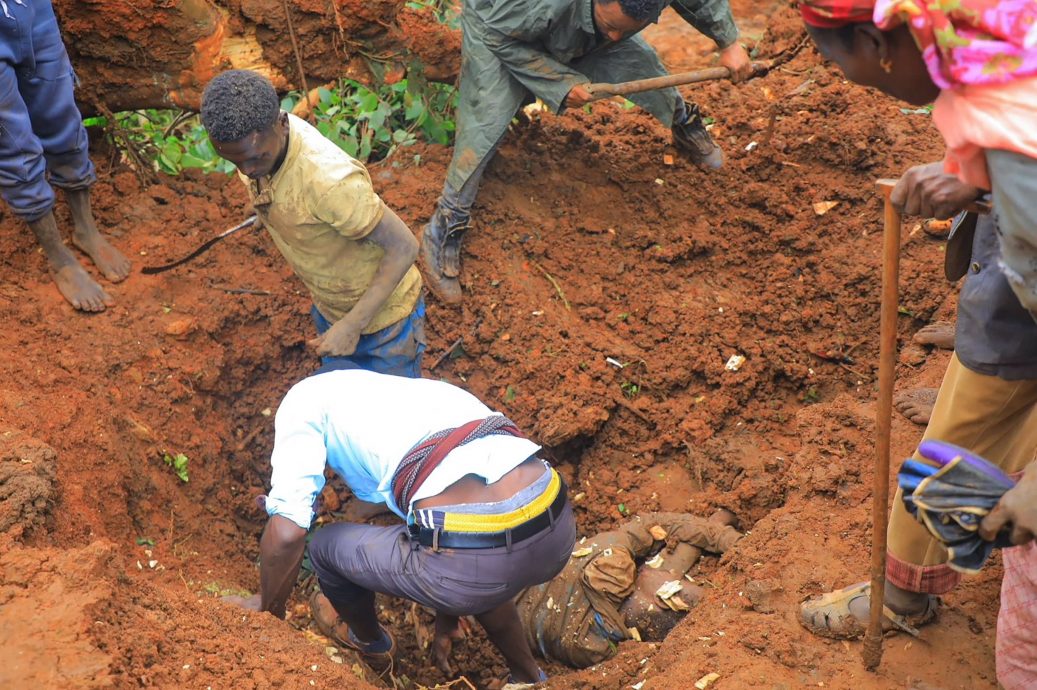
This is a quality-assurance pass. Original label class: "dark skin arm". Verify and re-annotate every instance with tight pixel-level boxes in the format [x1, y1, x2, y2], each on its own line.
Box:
[223, 515, 308, 617]
[308, 207, 419, 357]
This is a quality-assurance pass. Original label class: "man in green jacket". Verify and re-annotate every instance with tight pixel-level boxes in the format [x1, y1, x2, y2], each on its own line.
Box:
[419, 0, 751, 303]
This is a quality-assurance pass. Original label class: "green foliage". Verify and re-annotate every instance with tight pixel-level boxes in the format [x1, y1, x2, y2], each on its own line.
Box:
[163, 452, 190, 483]
[85, 110, 236, 176]
[202, 582, 251, 598]
[135, 536, 156, 546]
[404, 0, 461, 29]
[279, 76, 457, 164]
[621, 381, 640, 399]
[84, 75, 456, 175]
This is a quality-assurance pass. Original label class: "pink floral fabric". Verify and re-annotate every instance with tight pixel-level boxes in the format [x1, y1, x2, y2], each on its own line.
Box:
[874, 0, 1037, 88]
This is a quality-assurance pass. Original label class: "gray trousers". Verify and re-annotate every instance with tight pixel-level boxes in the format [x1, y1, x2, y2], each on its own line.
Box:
[308, 502, 576, 616]
[986, 149, 1037, 320]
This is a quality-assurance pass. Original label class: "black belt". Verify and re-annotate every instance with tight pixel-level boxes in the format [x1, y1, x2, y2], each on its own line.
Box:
[407, 480, 568, 550]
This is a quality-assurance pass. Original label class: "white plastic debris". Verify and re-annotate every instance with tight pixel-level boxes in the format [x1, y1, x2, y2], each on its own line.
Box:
[725, 354, 746, 371]
[655, 580, 683, 600]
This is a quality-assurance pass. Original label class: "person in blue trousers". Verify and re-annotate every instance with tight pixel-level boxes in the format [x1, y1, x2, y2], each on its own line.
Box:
[0, 0, 130, 311]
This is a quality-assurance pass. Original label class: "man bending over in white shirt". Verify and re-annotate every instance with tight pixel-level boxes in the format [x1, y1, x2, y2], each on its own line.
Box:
[223, 366, 576, 688]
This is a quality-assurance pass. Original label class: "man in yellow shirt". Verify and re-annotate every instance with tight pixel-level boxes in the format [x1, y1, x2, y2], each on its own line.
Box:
[201, 71, 425, 377]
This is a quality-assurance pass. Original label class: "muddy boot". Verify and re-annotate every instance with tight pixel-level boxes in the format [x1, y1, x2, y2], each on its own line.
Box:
[672, 102, 723, 171]
[419, 205, 467, 305]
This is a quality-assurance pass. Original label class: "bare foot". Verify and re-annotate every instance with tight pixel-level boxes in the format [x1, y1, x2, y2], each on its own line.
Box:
[72, 230, 132, 282]
[895, 388, 939, 426]
[53, 263, 113, 312]
[912, 321, 955, 350]
[66, 187, 131, 282]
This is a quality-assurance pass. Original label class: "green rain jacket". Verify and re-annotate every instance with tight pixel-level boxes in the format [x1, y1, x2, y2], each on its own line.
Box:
[446, 0, 739, 191]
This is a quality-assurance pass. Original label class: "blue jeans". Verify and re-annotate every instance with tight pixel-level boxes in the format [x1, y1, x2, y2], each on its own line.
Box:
[0, 0, 95, 221]
[310, 297, 426, 378]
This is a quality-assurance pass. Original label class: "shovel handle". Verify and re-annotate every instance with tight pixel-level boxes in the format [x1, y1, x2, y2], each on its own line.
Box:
[862, 181, 902, 671]
[585, 60, 772, 101]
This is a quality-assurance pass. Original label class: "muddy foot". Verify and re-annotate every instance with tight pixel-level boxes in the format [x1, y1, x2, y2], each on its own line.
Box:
[895, 388, 939, 426]
[53, 263, 113, 312]
[73, 231, 132, 283]
[912, 321, 954, 350]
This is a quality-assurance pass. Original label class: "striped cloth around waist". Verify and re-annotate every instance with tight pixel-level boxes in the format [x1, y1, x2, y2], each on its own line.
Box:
[412, 468, 562, 533]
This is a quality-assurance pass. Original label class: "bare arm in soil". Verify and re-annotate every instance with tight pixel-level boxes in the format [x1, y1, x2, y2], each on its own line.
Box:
[308, 207, 419, 357]
[258, 515, 308, 618]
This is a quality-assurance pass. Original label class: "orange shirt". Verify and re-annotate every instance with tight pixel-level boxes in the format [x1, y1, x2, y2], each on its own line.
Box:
[934, 75, 1037, 190]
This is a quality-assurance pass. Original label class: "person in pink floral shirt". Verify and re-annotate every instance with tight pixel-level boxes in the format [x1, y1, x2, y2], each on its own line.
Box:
[794, 2, 1037, 687]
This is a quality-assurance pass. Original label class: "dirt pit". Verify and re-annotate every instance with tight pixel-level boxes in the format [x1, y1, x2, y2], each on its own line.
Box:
[0, 4, 1003, 689]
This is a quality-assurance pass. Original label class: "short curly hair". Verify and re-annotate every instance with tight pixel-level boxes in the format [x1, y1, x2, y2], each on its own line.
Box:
[201, 70, 281, 143]
[611, 0, 667, 21]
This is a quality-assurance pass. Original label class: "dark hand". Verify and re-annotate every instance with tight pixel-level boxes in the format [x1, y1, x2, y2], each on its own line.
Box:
[980, 463, 1037, 546]
[564, 84, 593, 108]
[719, 43, 753, 83]
[891, 162, 982, 220]
[221, 593, 262, 611]
[432, 612, 473, 676]
[308, 318, 362, 357]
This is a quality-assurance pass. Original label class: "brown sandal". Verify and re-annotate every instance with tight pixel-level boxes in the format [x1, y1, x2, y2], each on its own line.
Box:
[799, 582, 939, 640]
[309, 591, 397, 677]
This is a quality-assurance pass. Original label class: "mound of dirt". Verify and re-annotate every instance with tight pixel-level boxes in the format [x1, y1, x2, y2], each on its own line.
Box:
[0, 430, 58, 538]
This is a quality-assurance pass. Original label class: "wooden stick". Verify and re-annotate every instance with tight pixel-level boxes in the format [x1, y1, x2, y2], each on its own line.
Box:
[863, 179, 901, 670]
[586, 61, 772, 101]
[282, 0, 313, 123]
[430, 336, 464, 370]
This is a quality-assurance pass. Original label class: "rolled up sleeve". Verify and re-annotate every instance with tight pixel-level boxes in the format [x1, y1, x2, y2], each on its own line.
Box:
[266, 391, 329, 530]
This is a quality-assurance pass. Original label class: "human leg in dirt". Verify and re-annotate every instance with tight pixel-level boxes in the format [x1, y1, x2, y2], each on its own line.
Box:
[801, 355, 1037, 638]
[0, 6, 121, 311]
[802, 176, 1037, 637]
[421, 7, 530, 305]
[22, 0, 130, 284]
[572, 35, 723, 170]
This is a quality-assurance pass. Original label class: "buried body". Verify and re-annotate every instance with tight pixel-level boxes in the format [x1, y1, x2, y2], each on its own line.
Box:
[511, 510, 741, 669]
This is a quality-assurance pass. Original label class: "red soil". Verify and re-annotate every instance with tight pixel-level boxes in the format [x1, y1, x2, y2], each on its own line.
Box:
[0, 3, 999, 690]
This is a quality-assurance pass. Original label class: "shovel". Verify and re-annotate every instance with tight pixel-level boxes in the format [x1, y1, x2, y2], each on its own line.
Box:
[141, 215, 258, 274]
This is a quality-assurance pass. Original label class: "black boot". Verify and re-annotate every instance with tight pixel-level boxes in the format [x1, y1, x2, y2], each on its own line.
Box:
[418, 205, 467, 305]
[672, 101, 723, 171]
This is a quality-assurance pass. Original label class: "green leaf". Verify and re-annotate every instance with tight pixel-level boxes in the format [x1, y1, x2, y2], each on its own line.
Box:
[163, 452, 190, 483]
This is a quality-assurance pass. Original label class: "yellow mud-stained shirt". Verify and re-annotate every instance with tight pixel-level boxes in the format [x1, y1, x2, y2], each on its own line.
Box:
[240, 113, 422, 332]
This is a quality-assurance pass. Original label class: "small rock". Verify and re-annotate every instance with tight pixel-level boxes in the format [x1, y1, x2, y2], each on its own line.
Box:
[164, 318, 197, 338]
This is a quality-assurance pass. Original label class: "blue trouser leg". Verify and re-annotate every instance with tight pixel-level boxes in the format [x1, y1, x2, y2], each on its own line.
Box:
[20, 1, 94, 191]
[0, 0, 92, 221]
[0, 61, 53, 221]
[311, 298, 427, 378]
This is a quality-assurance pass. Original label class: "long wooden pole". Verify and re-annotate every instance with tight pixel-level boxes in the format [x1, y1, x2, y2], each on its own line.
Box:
[863, 179, 901, 670]
[585, 61, 773, 101]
